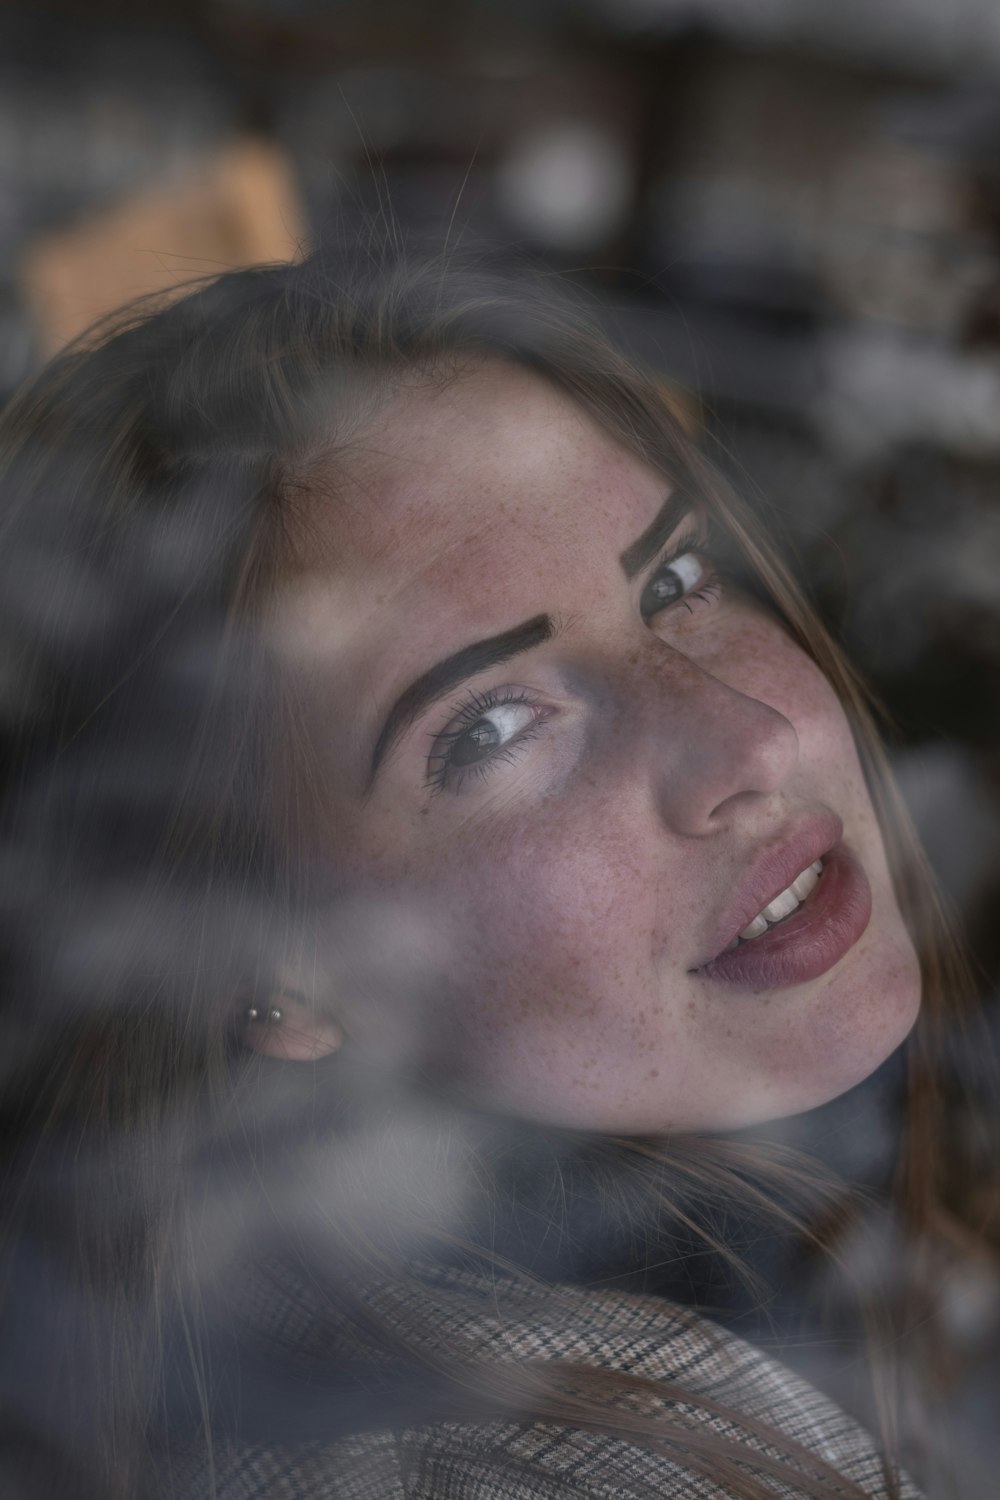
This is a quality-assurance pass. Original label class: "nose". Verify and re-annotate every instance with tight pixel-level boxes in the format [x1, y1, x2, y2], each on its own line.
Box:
[641, 647, 800, 836]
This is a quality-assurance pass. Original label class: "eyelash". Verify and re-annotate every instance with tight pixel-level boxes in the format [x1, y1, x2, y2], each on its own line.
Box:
[425, 526, 723, 796]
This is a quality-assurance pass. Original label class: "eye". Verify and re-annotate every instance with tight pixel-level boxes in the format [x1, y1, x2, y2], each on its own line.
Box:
[640, 548, 718, 622]
[426, 688, 548, 795]
[447, 701, 535, 767]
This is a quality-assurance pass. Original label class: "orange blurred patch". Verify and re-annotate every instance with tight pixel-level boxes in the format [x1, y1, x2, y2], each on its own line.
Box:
[19, 137, 307, 355]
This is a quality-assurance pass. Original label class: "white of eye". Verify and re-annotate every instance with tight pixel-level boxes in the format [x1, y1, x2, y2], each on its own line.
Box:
[667, 551, 704, 592]
[481, 703, 536, 745]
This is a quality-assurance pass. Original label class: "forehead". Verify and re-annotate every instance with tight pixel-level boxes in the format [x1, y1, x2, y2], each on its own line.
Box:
[325, 363, 663, 588]
[271, 363, 668, 697]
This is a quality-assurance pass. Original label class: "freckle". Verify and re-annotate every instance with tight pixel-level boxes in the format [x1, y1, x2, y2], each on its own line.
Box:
[648, 1069, 659, 1079]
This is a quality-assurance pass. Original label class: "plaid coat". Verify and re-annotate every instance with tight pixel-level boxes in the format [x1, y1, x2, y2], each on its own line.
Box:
[155, 1258, 921, 1500]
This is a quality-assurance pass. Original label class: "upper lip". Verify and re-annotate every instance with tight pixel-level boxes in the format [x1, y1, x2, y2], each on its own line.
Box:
[690, 811, 843, 969]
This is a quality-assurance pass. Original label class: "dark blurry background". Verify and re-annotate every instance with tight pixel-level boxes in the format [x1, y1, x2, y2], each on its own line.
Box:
[2, 0, 998, 992]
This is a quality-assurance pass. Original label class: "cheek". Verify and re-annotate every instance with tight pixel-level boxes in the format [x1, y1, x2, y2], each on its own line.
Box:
[332, 730, 728, 1125]
[715, 611, 861, 782]
[381, 793, 674, 1110]
[432, 800, 652, 1022]
[360, 826, 624, 1118]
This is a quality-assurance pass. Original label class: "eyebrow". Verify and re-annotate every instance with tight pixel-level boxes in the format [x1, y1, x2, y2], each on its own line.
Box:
[618, 491, 691, 579]
[368, 614, 553, 787]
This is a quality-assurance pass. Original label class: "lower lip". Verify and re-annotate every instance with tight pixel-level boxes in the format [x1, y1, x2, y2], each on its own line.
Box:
[694, 842, 872, 991]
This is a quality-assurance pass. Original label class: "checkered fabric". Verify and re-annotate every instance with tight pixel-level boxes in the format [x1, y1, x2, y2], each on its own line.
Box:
[155, 1259, 922, 1499]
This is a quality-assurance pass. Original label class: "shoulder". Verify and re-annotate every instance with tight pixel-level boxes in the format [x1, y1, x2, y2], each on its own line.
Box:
[152, 1260, 922, 1500]
[375, 1263, 919, 1498]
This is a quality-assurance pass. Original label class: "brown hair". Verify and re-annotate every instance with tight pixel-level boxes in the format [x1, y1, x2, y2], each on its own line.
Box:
[0, 246, 993, 1499]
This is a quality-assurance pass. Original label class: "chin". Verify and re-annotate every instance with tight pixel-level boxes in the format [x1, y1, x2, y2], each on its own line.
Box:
[723, 914, 923, 1131]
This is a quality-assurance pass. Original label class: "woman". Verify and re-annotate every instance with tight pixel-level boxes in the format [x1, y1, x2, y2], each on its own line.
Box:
[0, 246, 993, 1500]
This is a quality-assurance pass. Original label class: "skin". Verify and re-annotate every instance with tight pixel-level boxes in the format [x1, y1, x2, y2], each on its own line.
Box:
[257, 363, 921, 1133]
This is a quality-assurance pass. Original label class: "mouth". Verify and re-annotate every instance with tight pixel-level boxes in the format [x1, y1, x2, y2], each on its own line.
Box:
[691, 837, 873, 991]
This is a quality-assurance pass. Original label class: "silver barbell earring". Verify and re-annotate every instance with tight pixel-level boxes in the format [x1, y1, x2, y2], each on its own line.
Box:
[245, 985, 312, 1027]
[245, 1004, 283, 1026]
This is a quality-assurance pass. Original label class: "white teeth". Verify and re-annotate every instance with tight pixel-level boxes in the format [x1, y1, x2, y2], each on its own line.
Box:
[737, 858, 824, 944]
[738, 913, 770, 941]
[761, 886, 801, 924]
[790, 864, 820, 902]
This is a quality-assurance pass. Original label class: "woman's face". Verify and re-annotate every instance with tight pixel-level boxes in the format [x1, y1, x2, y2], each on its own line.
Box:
[272, 363, 920, 1132]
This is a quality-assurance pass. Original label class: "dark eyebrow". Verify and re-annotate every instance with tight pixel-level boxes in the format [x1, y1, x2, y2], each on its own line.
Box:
[618, 491, 691, 580]
[368, 614, 553, 788]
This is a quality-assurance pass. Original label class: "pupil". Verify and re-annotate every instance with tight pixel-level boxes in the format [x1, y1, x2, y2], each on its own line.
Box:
[451, 719, 499, 767]
[651, 571, 679, 601]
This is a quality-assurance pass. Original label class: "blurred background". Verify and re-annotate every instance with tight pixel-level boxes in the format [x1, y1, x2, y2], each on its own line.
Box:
[2, 0, 998, 986]
[2, 5, 999, 1493]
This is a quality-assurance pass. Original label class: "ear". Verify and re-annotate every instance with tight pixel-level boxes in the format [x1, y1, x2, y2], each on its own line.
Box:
[242, 988, 345, 1062]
